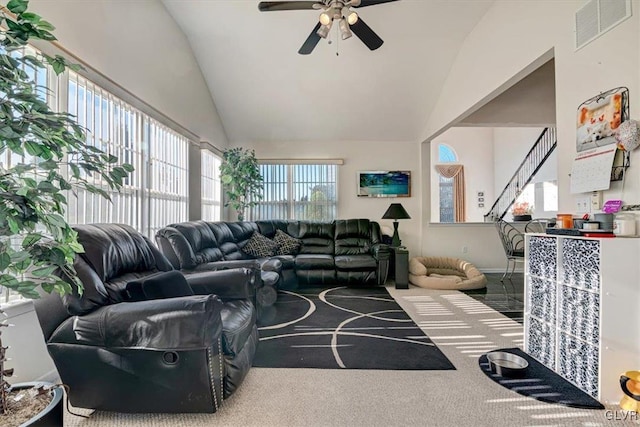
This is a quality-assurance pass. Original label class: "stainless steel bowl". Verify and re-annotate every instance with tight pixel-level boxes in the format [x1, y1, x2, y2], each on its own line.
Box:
[486, 351, 529, 378]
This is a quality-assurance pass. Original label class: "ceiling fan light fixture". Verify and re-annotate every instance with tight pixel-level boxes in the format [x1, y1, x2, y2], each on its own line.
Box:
[317, 22, 332, 39]
[319, 11, 332, 26]
[343, 8, 358, 25]
[338, 17, 352, 40]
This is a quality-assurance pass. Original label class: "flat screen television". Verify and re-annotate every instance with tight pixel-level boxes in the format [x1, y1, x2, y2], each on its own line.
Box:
[357, 171, 411, 198]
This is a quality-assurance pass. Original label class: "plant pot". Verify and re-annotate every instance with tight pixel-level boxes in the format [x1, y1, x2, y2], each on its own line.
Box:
[7, 382, 63, 427]
[512, 214, 532, 222]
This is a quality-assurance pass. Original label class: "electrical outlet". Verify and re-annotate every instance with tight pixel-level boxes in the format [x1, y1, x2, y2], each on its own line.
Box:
[462, 246, 468, 254]
[576, 197, 590, 213]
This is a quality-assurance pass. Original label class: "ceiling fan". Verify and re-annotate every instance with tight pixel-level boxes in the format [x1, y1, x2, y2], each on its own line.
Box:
[258, 0, 400, 55]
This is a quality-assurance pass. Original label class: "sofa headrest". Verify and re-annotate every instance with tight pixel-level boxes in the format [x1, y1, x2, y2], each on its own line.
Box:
[173, 221, 218, 253]
[74, 224, 170, 283]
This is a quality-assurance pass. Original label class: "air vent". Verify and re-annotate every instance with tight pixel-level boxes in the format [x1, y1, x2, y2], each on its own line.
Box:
[575, 0, 632, 50]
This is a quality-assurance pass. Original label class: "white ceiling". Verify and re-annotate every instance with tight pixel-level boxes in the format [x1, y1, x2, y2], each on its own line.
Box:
[162, 0, 495, 144]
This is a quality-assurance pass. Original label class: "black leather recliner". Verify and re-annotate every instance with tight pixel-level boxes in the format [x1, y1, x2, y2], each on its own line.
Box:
[32, 224, 258, 413]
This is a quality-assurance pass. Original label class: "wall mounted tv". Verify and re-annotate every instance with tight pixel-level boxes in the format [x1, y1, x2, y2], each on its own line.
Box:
[357, 171, 411, 197]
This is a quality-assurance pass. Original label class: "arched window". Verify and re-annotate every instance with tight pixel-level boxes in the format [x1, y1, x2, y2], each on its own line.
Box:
[437, 144, 457, 223]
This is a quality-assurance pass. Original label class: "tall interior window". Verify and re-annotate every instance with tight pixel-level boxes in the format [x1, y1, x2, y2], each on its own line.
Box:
[438, 144, 457, 223]
[250, 163, 338, 221]
[67, 72, 144, 230]
[67, 72, 189, 238]
[201, 149, 222, 221]
[0, 46, 48, 305]
[2, 47, 193, 305]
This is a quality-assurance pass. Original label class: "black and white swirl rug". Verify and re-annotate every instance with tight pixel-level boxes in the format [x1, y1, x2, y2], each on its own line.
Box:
[253, 286, 456, 370]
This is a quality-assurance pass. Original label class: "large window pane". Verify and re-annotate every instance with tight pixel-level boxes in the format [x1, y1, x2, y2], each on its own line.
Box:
[250, 164, 337, 221]
[201, 150, 222, 221]
[147, 119, 189, 237]
[66, 72, 144, 231]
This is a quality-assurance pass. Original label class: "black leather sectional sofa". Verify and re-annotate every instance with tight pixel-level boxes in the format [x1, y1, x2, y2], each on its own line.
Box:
[156, 218, 391, 290]
[32, 219, 390, 414]
[33, 224, 259, 413]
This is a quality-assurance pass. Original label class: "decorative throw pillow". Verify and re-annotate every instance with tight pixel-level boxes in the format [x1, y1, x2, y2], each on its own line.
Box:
[273, 229, 301, 256]
[242, 231, 278, 258]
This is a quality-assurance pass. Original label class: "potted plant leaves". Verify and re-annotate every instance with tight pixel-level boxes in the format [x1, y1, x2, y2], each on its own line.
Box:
[219, 147, 263, 221]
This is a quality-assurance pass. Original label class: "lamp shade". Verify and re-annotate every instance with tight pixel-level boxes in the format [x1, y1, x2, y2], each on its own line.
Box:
[382, 203, 411, 220]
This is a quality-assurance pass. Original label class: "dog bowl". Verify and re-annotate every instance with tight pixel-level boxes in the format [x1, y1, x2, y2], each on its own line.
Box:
[486, 351, 529, 378]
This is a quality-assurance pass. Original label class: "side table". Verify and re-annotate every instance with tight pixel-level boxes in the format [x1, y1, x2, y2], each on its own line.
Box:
[391, 247, 409, 289]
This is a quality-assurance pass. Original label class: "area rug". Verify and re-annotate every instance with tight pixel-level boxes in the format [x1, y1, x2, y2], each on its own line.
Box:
[478, 347, 604, 409]
[253, 286, 455, 370]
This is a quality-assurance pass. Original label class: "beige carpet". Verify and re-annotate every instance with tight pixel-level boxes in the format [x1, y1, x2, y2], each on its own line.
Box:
[65, 286, 639, 427]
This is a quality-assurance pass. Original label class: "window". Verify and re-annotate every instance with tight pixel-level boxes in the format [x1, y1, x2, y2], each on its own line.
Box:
[67, 72, 145, 230]
[67, 72, 189, 238]
[147, 119, 189, 237]
[250, 163, 338, 221]
[437, 144, 457, 223]
[1, 49, 194, 305]
[201, 150, 222, 221]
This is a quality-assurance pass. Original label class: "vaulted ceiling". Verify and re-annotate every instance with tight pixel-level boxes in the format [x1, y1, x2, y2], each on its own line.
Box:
[162, 0, 495, 143]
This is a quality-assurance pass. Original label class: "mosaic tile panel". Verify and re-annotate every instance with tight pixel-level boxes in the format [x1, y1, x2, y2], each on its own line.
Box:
[558, 332, 599, 398]
[526, 316, 555, 370]
[527, 277, 556, 324]
[559, 285, 600, 344]
[527, 236, 557, 280]
[562, 239, 600, 291]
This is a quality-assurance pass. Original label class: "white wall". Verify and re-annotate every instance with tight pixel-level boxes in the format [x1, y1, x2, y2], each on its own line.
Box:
[3, 302, 57, 383]
[421, 0, 640, 270]
[430, 128, 495, 222]
[30, 0, 228, 148]
[235, 141, 422, 255]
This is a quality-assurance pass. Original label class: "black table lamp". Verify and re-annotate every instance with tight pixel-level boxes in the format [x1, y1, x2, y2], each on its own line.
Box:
[382, 203, 411, 247]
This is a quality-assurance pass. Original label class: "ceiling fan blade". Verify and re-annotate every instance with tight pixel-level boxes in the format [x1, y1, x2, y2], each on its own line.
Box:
[298, 23, 322, 55]
[351, 0, 400, 8]
[350, 18, 384, 51]
[258, 1, 319, 12]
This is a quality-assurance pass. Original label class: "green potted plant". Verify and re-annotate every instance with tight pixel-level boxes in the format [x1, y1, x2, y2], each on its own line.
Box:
[0, 1, 132, 425]
[219, 147, 263, 221]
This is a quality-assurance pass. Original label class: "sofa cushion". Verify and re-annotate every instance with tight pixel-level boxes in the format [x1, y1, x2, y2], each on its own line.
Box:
[334, 255, 377, 270]
[208, 222, 253, 260]
[271, 255, 295, 269]
[273, 229, 301, 255]
[335, 219, 371, 256]
[298, 222, 335, 255]
[295, 254, 335, 270]
[75, 224, 165, 283]
[242, 232, 278, 258]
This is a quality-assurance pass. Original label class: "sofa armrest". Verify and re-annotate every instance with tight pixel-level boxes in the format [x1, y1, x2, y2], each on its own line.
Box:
[259, 258, 282, 273]
[194, 259, 261, 272]
[155, 226, 197, 269]
[72, 295, 223, 350]
[371, 243, 391, 261]
[125, 271, 194, 301]
[372, 244, 391, 285]
[185, 268, 257, 300]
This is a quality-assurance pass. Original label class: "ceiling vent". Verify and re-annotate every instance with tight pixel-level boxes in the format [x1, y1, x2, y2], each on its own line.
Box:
[575, 0, 632, 50]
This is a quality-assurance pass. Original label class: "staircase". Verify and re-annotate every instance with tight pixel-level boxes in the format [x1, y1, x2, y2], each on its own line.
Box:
[484, 127, 557, 222]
